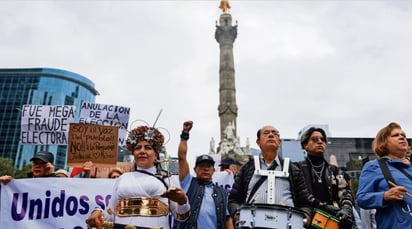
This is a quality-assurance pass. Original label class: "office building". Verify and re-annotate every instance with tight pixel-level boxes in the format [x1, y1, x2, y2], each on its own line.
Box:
[0, 68, 98, 169]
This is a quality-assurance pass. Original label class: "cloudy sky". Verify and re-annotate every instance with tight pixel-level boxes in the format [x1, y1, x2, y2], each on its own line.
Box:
[1, 0, 412, 165]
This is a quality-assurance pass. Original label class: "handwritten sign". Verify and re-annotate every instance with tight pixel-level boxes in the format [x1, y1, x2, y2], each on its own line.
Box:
[20, 105, 75, 145]
[67, 123, 118, 167]
[79, 102, 130, 146]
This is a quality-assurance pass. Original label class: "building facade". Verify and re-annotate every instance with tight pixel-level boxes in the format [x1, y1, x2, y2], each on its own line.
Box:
[0, 68, 98, 170]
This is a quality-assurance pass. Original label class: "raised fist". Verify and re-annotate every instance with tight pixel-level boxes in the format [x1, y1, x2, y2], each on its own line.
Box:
[183, 121, 193, 133]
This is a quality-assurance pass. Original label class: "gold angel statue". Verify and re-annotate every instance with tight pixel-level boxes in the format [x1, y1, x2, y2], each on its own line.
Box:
[219, 0, 231, 13]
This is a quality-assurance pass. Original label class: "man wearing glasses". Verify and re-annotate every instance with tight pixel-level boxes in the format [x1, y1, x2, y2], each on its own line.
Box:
[296, 127, 355, 229]
[27, 151, 57, 178]
[175, 120, 234, 229]
[228, 125, 316, 228]
[0, 151, 57, 184]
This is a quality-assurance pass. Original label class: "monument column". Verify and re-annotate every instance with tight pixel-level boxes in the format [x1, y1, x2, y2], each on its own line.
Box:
[215, 3, 238, 141]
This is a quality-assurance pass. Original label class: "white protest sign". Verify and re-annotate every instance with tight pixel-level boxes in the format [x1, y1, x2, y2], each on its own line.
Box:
[0, 178, 115, 229]
[79, 102, 130, 146]
[20, 105, 76, 145]
[212, 171, 235, 192]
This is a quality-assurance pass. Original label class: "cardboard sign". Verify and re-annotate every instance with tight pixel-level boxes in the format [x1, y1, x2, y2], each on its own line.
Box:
[67, 123, 118, 167]
[79, 102, 130, 146]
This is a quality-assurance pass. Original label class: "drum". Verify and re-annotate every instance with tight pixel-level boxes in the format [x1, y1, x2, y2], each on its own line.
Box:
[237, 204, 306, 229]
[311, 208, 339, 229]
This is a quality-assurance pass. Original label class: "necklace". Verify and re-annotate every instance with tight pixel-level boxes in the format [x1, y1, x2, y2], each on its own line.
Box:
[307, 158, 325, 183]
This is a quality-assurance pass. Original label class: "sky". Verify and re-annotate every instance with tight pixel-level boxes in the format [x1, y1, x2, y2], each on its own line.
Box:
[1, 0, 412, 166]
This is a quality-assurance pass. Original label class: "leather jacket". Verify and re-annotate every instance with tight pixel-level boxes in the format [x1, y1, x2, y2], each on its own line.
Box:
[228, 155, 317, 217]
[296, 158, 354, 208]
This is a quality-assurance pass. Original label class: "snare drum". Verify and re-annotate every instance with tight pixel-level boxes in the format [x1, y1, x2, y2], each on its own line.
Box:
[237, 204, 306, 229]
[311, 208, 339, 229]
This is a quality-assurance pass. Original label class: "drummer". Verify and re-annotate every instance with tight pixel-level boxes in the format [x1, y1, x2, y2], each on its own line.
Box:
[228, 125, 318, 226]
[85, 125, 190, 229]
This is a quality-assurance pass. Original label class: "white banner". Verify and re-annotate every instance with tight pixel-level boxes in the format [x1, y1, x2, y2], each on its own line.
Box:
[20, 105, 76, 145]
[0, 178, 114, 229]
[79, 102, 130, 146]
[212, 171, 235, 192]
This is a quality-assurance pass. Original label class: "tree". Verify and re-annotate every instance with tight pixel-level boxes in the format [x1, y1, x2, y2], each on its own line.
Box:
[0, 157, 31, 178]
[0, 157, 15, 176]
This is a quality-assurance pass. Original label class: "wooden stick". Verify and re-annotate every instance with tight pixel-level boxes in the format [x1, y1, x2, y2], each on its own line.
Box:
[388, 180, 412, 198]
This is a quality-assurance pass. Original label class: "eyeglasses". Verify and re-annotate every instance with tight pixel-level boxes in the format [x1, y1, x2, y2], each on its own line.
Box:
[262, 129, 280, 137]
[310, 136, 326, 143]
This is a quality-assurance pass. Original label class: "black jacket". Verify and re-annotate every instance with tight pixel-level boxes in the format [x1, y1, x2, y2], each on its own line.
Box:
[228, 156, 316, 217]
[295, 158, 354, 208]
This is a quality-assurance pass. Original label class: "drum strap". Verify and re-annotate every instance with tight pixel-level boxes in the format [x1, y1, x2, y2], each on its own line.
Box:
[246, 160, 278, 204]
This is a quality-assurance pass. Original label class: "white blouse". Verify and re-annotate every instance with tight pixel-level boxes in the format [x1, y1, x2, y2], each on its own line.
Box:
[104, 166, 190, 229]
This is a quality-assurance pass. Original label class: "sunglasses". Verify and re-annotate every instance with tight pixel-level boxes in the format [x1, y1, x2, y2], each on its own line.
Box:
[310, 136, 326, 143]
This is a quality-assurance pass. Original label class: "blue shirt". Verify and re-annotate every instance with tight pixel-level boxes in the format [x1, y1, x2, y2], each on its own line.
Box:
[181, 174, 217, 229]
[357, 158, 412, 229]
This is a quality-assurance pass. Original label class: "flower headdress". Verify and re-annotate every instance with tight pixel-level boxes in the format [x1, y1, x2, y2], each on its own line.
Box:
[126, 110, 167, 153]
[126, 125, 165, 153]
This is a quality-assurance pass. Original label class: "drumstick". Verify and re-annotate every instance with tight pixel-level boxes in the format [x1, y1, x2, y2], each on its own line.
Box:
[388, 181, 412, 198]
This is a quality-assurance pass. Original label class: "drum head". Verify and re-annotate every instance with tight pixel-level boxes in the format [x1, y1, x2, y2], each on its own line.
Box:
[238, 204, 306, 229]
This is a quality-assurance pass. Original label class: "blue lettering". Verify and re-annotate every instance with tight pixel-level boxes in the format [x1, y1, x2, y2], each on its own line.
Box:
[44, 190, 51, 219]
[95, 195, 105, 210]
[51, 190, 65, 217]
[66, 196, 78, 216]
[29, 198, 43, 220]
[79, 195, 90, 214]
[11, 192, 28, 221]
[105, 194, 112, 207]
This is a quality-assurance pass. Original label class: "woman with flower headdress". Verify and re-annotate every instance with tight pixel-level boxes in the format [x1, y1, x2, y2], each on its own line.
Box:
[86, 125, 190, 229]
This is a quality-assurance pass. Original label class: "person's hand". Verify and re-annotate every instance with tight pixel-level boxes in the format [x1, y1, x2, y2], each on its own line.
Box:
[85, 209, 104, 229]
[161, 187, 188, 205]
[303, 213, 311, 228]
[223, 168, 234, 174]
[83, 161, 94, 178]
[232, 210, 240, 225]
[45, 162, 55, 175]
[321, 204, 340, 214]
[83, 161, 94, 171]
[182, 121, 193, 133]
[336, 206, 353, 229]
[0, 175, 13, 184]
[384, 185, 408, 201]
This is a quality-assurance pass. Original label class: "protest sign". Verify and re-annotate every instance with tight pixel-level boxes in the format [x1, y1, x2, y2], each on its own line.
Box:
[67, 123, 118, 168]
[212, 171, 235, 192]
[79, 102, 130, 146]
[0, 178, 115, 229]
[20, 105, 75, 145]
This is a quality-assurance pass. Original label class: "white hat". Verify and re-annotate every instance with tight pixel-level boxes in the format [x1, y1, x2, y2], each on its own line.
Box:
[55, 169, 69, 177]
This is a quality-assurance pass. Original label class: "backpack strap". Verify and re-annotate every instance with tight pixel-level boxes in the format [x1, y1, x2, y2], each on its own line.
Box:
[378, 158, 396, 186]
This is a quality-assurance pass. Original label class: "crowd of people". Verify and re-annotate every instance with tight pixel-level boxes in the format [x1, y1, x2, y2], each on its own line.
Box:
[1, 121, 411, 229]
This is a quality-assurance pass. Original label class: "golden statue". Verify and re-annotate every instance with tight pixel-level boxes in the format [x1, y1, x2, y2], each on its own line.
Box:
[219, 0, 231, 13]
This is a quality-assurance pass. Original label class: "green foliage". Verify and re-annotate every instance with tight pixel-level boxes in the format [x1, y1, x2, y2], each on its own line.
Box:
[352, 159, 363, 170]
[14, 164, 31, 178]
[0, 157, 15, 176]
[0, 157, 31, 178]
[351, 177, 359, 196]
